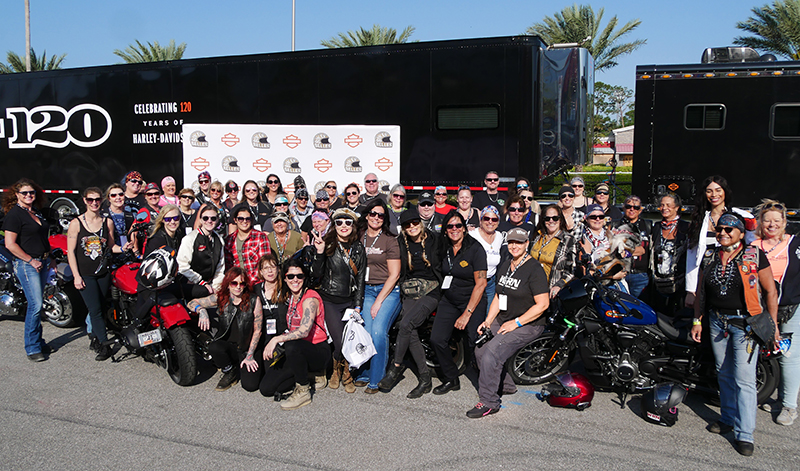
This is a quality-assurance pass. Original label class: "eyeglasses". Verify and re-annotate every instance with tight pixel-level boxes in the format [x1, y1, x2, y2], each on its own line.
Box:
[180, 194, 195, 200]
[507, 207, 525, 213]
[365, 179, 378, 184]
[368, 211, 385, 219]
[199, 180, 210, 184]
[402, 220, 421, 228]
[587, 215, 605, 220]
[716, 226, 736, 234]
[227, 188, 238, 193]
[763, 202, 785, 211]
[335, 219, 354, 227]
[482, 217, 499, 223]
[392, 194, 405, 199]
[109, 192, 124, 198]
[571, 184, 584, 188]
[267, 179, 279, 184]
[201, 215, 218, 222]
[229, 280, 245, 287]
[446, 223, 464, 230]
[245, 188, 259, 193]
[285, 273, 305, 280]
[346, 191, 359, 196]
[275, 202, 288, 207]
[522, 196, 535, 201]
[128, 179, 143, 185]
[164, 215, 181, 223]
[146, 192, 160, 197]
[297, 197, 309, 201]
[542, 215, 560, 222]
[624, 204, 641, 211]
[85, 197, 102, 203]
[595, 191, 609, 196]
[236, 216, 253, 222]
[559, 193, 575, 199]
[326, 185, 337, 190]
[485, 178, 499, 182]
[317, 196, 330, 201]
[210, 189, 222, 194]
[434, 193, 447, 197]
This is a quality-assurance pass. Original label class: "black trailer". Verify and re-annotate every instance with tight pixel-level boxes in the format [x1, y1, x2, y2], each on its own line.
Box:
[0, 36, 592, 217]
[632, 48, 800, 213]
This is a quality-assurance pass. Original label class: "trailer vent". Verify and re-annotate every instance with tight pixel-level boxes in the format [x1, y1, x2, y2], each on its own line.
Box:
[701, 47, 761, 64]
[437, 105, 500, 130]
[685, 104, 726, 130]
[771, 104, 800, 139]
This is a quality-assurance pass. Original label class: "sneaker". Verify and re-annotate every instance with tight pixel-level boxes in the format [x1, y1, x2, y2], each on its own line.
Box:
[312, 374, 328, 391]
[27, 352, 46, 362]
[215, 369, 239, 391]
[281, 384, 312, 410]
[466, 402, 500, 419]
[735, 440, 754, 457]
[777, 407, 798, 426]
[707, 421, 733, 434]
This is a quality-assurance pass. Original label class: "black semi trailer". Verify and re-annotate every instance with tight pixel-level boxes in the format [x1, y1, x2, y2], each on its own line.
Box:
[0, 36, 592, 216]
[632, 47, 800, 213]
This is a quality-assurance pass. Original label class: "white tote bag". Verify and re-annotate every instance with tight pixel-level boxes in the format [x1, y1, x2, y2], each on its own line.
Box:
[341, 311, 376, 369]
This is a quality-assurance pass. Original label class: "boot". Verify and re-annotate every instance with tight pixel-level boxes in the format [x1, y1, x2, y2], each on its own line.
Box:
[280, 383, 312, 410]
[378, 363, 407, 392]
[407, 371, 432, 399]
[341, 360, 356, 393]
[309, 371, 328, 391]
[95, 344, 112, 362]
[215, 367, 239, 391]
[329, 360, 342, 389]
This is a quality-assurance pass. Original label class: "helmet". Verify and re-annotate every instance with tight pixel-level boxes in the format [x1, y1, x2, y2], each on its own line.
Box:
[540, 372, 594, 410]
[137, 247, 178, 290]
[641, 382, 687, 426]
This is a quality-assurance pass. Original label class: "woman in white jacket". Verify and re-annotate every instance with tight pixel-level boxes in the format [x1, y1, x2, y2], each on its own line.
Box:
[177, 204, 226, 299]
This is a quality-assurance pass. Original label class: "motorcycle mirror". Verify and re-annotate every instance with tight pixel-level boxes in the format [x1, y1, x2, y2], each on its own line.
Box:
[51, 248, 64, 259]
[135, 211, 149, 222]
[630, 308, 644, 320]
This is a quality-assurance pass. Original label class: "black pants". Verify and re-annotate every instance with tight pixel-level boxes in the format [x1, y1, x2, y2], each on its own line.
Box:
[259, 340, 330, 396]
[80, 274, 111, 343]
[393, 295, 438, 375]
[431, 294, 487, 381]
[323, 300, 351, 362]
[207, 339, 263, 392]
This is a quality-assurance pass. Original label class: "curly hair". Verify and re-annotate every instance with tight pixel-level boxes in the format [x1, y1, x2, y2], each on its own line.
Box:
[217, 267, 252, 313]
[2, 179, 46, 213]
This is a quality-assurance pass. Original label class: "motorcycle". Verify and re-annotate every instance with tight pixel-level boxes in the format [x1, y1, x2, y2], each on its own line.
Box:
[505, 275, 780, 405]
[388, 312, 469, 376]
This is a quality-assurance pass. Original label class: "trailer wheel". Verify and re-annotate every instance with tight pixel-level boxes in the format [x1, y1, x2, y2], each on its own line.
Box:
[50, 197, 79, 233]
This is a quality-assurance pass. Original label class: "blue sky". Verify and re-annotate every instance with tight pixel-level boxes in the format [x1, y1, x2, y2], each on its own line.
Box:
[1, 0, 763, 91]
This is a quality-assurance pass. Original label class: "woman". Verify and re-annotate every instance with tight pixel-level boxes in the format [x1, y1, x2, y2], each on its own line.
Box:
[222, 180, 240, 214]
[158, 176, 179, 207]
[470, 206, 503, 317]
[690, 213, 779, 456]
[141, 183, 162, 221]
[456, 186, 480, 230]
[593, 183, 622, 223]
[511, 177, 532, 199]
[343, 183, 361, 211]
[103, 183, 130, 248]
[650, 193, 690, 316]
[517, 188, 540, 226]
[204, 181, 228, 237]
[262, 259, 330, 410]
[686, 175, 755, 308]
[177, 204, 225, 300]
[386, 184, 408, 232]
[2, 179, 52, 361]
[753, 200, 800, 426]
[529, 205, 577, 298]
[230, 179, 271, 233]
[262, 174, 285, 215]
[353, 199, 402, 393]
[188, 267, 263, 392]
[432, 211, 487, 395]
[145, 205, 184, 256]
[268, 212, 304, 264]
[434, 185, 455, 215]
[177, 188, 196, 233]
[579, 204, 613, 274]
[499, 196, 536, 236]
[325, 181, 343, 210]
[469, 227, 550, 418]
[570, 176, 592, 212]
[309, 208, 366, 393]
[378, 207, 443, 399]
[67, 187, 129, 361]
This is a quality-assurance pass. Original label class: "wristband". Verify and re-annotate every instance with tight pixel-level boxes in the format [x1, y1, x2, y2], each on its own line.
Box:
[692, 318, 702, 326]
[515, 317, 523, 328]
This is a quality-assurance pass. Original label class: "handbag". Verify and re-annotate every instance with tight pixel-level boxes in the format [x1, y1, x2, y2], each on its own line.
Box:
[341, 312, 376, 369]
[399, 278, 438, 299]
[745, 311, 776, 351]
[777, 304, 798, 325]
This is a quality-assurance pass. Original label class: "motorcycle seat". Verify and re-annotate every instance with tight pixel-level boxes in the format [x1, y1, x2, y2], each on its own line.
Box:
[657, 312, 692, 343]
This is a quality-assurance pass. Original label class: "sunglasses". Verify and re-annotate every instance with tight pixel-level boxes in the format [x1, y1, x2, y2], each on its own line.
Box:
[542, 215, 560, 222]
[516, 184, 529, 189]
[164, 215, 181, 223]
[418, 202, 433, 207]
[275, 202, 288, 206]
[507, 207, 525, 213]
[522, 196, 535, 201]
[435, 193, 447, 197]
[326, 185, 337, 190]
[245, 188, 259, 193]
[109, 192, 124, 198]
[199, 180, 210, 184]
[146, 192, 160, 197]
[587, 214, 605, 220]
[595, 191, 609, 196]
[128, 179, 143, 185]
[85, 197, 102, 203]
[236, 216, 253, 222]
[201, 215, 218, 222]
[317, 196, 330, 201]
[392, 194, 405, 199]
[368, 211, 385, 219]
[624, 204, 642, 211]
[764, 202, 785, 211]
[17, 190, 35, 197]
[482, 217, 499, 223]
[365, 179, 378, 184]
[267, 180, 280, 184]
[446, 223, 464, 230]
[402, 220, 421, 228]
[346, 191, 359, 196]
[285, 273, 305, 280]
[335, 219, 354, 227]
[571, 184, 584, 188]
[716, 226, 736, 234]
[227, 188, 238, 193]
[229, 280, 245, 287]
[210, 189, 222, 194]
[180, 194, 195, 200]
[297, 197, 309, 201]
[485, 178, 499, 182]
[559, 193, 575, 199]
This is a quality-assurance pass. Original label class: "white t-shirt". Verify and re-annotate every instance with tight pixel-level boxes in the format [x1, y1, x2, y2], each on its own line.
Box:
[469, 229, 503, 278]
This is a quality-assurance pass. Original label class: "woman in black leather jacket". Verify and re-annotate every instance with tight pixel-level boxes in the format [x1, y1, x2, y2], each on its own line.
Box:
[309, 208, 366, 393]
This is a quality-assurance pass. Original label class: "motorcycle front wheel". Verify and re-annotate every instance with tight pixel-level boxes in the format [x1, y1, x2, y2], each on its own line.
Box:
[505, 332, 571, 385]
[757, 355, 781, 405]
[163, 325, 198, 386]
[42, 285, 86, 328]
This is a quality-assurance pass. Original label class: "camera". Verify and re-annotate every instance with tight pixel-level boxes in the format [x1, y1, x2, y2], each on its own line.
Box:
[475, 326, 494, 348]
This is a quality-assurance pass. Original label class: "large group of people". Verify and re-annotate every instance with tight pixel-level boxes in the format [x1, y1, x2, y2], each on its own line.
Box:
[2, 169, 797, 457]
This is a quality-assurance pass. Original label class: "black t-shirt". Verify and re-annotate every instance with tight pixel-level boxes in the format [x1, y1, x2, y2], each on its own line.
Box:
[495, 256, 549, 325]
[473, 191, 508, 213]
[124, 194, 147, 216]
[407, 239, 436, 281]
[704, 247, 771, 311]
[442, 241, 487, 302]
[498, 220, 536, 241]
[603, 205, 623, 224]
[421, 212, 444, 233]
[255, 282, 289, 344]
[2, 205, 50, 256]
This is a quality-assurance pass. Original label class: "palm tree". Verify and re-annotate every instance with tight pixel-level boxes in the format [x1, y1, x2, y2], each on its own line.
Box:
[526, 4, 646, 72]
[113, 39, 187, 63]
[734, 0, 800, 60]
[0, 49, 66, 73]
[321, 24, 415, 48]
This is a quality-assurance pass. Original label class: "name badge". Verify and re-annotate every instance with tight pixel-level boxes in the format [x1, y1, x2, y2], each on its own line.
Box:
[498, 294, 508, 311]
[365, 267, 370, 282]
[185, 227, 193, 235]
[253, 224, 262, 232]
[266, 319, 277, 335]
[442, 275, 453, 290]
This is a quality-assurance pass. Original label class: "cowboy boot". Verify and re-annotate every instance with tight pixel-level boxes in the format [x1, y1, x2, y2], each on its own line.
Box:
[342, 360, 356, 393]
[329, 359, 342, 389]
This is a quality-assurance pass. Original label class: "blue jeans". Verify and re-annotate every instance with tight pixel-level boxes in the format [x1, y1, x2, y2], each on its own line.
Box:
[357, 284, 401, 388]
[710, 311, 758, 443]
[484, 276, 496, 318]
[624, 272, 649, 299]
[779, 305, 800, 409]
[13, 258, 51, 355]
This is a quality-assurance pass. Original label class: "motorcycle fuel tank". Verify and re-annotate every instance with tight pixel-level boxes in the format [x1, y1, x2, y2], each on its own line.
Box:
[594, 290, 658, 326]
[112, 263, 141, 295]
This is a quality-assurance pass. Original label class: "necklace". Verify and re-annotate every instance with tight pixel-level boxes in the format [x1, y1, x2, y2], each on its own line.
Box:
[760, 237, 785, 254]
[487, 192, 498, 203]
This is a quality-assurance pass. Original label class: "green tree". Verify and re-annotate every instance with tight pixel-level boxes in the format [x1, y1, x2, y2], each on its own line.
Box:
[526, 4, 646, 71]
[321, 24, 416, 48]
[0, 48, 66, 73]
[734, 0, 800, 60]
[113, 39, 187, 63]
[594, 81, 634, 127]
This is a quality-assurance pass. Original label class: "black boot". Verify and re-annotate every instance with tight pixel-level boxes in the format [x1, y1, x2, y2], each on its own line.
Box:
[95, 344, 112, 361]
[433, 377, 461, 395]
[378, 363, 407, 392]
[407, 371, 432, 399]
[88, 335, 99, 352]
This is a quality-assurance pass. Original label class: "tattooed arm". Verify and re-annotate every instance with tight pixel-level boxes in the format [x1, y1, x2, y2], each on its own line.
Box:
[241, 297, 262, 372]
[187, 294, 218, 331]
[263, 297, 319, 360]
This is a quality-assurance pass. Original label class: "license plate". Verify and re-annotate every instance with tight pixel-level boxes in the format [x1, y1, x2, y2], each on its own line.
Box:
[138, 329, 163, 347]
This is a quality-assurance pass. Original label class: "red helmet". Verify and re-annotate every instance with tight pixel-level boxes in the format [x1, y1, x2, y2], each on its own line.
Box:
[541, 372, 594, 411]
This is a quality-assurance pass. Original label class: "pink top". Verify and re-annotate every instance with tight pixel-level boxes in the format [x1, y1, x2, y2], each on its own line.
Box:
[287, 289, 328, 344]
[754, 237, 791, 283]
[159, 195, 179, 207]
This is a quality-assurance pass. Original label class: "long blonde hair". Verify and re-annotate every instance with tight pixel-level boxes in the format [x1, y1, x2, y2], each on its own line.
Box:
[149, 204, 181, 237]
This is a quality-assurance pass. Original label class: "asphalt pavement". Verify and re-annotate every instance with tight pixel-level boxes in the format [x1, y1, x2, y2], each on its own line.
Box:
[1, 317, 798, 470]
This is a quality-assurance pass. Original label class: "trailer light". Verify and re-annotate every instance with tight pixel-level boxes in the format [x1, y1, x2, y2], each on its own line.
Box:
[683, 74, 692, 78]
[788, 210, 797, 217]
[773, 71, 783, 75]
[641, 74, 651, 79]
[749, 72, 760, 76]
[705, 73, 715, 77]
[661, 74, 671, 79]
[727, 72, 737, 77]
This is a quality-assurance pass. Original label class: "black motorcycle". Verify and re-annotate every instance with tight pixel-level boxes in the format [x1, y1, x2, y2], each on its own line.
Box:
[505, 275, 780, 405]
